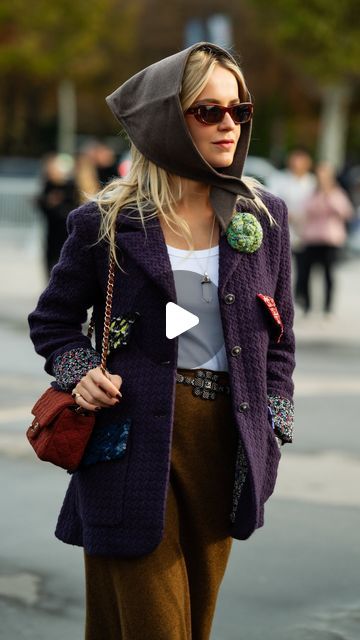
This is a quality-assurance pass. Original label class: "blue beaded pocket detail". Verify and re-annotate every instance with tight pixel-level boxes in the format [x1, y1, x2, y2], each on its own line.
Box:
[80, 418, 131, 467]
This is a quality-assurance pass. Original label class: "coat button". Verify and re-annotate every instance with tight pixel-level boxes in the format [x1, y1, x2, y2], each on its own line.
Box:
[231, 346, 242, 356]
[224, 293, 235, 304]
[238, 402, 249, 412]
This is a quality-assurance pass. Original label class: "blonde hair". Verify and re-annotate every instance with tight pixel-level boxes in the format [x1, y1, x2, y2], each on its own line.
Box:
[94, 48, 273, 269]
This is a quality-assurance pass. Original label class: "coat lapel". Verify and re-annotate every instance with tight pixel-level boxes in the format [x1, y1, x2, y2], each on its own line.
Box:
[115, 212, 242, 301]
[218, 230, 243, 295]
[115, 214, 176, 302]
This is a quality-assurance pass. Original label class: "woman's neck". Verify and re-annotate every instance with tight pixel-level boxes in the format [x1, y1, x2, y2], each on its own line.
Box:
[159, 178, 220, 250]
[176, 178, 213, 223]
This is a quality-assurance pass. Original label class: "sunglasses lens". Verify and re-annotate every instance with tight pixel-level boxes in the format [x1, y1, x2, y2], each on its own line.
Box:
[199, 105, 223, 124]
[191, 103, 253, 124]
[232, 104, 253, 123]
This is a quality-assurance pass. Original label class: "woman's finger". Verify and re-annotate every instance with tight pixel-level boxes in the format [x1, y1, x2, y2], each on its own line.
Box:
[108, 374, 122, 390]
[77, 379, 120, 407]
[88, 368, 122, 397]
[72, 391, 99, 413]
[71, 387, 100, 411]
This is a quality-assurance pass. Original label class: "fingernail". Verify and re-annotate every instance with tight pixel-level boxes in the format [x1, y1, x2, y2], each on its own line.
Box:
[116, 393, 122, 400]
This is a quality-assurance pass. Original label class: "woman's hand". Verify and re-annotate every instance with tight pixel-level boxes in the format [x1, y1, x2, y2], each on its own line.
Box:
[71, 367, 122, 412]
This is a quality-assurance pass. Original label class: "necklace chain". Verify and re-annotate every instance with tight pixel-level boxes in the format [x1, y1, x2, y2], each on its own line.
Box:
[191, 214, 216, 303]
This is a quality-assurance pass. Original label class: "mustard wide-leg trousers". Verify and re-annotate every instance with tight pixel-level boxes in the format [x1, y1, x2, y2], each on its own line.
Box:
[84, 368, 238, 640]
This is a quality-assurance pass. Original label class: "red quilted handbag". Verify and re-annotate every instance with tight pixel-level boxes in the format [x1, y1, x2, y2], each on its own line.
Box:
[27, 388, 95, 472]
[27, 256, 115, 472]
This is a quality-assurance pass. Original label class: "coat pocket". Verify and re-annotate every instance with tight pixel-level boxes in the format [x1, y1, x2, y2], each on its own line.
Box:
[74, 418, 132, 526]
[260, 411, 281, 505]
[256, 293, 284, 343]
[80, 418, 131, 467]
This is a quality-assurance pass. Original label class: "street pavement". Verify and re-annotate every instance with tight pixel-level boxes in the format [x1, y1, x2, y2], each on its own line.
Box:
[0, 226, 359, 639]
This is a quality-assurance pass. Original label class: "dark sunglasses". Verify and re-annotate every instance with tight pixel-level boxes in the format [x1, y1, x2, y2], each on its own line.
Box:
[186, 102, 253, 125]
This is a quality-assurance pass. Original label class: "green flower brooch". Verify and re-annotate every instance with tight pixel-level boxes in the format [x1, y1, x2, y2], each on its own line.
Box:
[226, 212, 263, 253]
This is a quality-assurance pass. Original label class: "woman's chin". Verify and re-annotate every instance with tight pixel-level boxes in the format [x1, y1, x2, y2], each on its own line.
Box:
[211, 157, 234, 169]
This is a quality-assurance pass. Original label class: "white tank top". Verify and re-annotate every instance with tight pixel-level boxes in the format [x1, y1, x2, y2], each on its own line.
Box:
[166, 244, 228, 372]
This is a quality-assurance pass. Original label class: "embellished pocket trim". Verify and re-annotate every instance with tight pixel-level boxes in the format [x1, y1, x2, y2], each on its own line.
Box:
[267, 394, 294, 443]
[256, 293, 284, 343]
[79, 418, 131, 467]
[108, 312, 140, 352]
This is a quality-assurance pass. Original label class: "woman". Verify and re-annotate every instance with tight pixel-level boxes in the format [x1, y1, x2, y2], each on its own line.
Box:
[300, 161, 354, 315]
[29, 42, 295, 640]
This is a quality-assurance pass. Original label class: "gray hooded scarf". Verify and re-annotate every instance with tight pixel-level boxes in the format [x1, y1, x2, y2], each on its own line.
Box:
[106, 41, 255, 233]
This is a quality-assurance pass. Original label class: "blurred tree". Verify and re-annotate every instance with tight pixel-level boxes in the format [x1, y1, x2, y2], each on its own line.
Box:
[249, 0, 360, 168]
[1, 0, 358, 164]
[0, 0, 141, 154]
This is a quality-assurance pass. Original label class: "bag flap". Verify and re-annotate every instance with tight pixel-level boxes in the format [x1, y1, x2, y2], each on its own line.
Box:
[31, 387, 75, 426]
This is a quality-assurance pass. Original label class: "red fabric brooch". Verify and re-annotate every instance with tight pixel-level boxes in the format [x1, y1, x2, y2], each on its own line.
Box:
[257, 294, 284, 343]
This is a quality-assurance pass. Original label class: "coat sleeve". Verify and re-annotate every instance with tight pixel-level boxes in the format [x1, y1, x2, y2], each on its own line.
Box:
[267, 201, 295, 444]
[28, 205, 102, 391]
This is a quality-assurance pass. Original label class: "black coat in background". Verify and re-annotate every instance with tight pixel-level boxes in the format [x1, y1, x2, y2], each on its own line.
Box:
[37, 178, 79, 275]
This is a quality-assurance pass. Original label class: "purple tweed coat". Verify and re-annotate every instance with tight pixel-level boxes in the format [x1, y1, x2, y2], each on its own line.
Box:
[28, 190, 295, 557]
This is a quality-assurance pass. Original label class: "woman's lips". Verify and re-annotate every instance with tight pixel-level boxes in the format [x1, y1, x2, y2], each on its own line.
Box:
[213, 140, 235, 149]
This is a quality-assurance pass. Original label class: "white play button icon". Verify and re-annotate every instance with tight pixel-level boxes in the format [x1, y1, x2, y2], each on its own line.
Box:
[166, 302, 199, 339]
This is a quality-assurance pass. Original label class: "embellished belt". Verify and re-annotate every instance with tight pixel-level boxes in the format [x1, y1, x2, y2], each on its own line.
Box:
[176, 369, 231, 400]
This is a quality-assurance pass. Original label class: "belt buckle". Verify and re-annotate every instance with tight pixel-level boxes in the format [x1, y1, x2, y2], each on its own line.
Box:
[193, 370, 217, 400]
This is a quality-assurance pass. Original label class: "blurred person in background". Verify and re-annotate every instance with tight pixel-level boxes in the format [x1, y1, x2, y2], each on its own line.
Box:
[29, 43, 295, 640]
[37, 153, 79, 276]
[83, 139, 119, 186]
[300, 161, 354, 317]
[269, 147, 316, 309]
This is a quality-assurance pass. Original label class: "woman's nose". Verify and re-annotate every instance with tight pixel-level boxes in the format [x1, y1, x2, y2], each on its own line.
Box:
[219, 112, 237, 129]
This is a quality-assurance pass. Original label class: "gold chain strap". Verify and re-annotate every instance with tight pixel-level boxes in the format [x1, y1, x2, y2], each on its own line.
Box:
[100, 255, 115, 374]
[86, 254, 116, 375]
